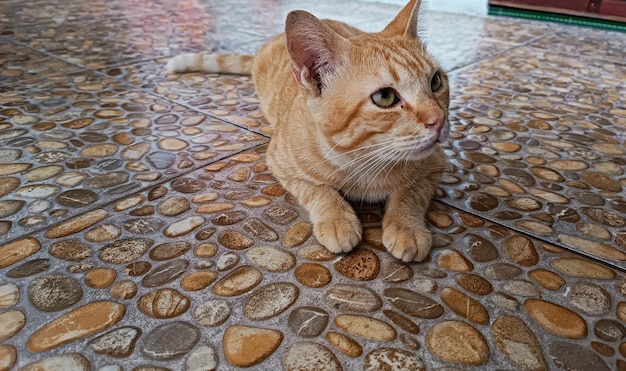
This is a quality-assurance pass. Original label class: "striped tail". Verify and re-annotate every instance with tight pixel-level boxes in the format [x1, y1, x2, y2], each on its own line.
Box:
[165, 53, 253, 75]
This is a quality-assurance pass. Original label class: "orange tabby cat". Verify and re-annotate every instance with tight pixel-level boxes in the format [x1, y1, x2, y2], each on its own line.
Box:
[167, 0, 449, 262]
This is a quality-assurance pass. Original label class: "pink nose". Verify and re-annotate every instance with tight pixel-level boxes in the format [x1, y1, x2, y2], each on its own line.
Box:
[425, 112, 445, 138]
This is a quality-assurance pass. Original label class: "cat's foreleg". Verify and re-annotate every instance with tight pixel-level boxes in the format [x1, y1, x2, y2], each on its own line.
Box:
[382, 175, 439, 262]
[284, 180, 361, 254]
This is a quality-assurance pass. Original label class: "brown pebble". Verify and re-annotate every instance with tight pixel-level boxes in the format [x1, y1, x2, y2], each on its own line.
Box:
[426, 321, 489, 366]
[223, 325, 283, 367]
[326, 332, 362, 357]
[85, 268, 117, 289]
[138, 288, 190, 319]
[295, 263, 332, 288]
[456, 273, 493, 295]
[110, 281, 137, 300]
[282, 222, 313, 247]
[334, 249, 380, 281]
[180, 271, 218, 291]
[529, 269, 565, 290]
[525, 299, 587, 339]
[440, 287, 489, 325]
[212, 266, 263, 296]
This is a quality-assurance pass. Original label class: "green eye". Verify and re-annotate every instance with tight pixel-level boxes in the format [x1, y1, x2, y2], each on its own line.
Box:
[371, 87, 400, 108]
[431, 72, 443, 92]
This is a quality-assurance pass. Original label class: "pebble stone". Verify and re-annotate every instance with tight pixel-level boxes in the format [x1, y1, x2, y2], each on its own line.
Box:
[326, 284, 382, 312]
[440, 287, 490, 325]
[384, 287, 444, 319]
[149, 242, 191, 261]
[193, 299, 232, 327]
[383, 310, 420, 334]
[125, 261, 152, 276]
[364, 348, 424, 371]
[212, 266, 263, 296]
[0, 283, 19, 308]
[28, 274, 83, 312]
[436, 249, 474, 271]
[594, 319, 625, 342]
[334, 314, 396, 341]
[529, 269, 565, 290]
[569, 282, 611, 314]
[0, 310, 25, 342]
[502, 235, 539, 266]
[0, 345, 16, 370]
[218, 229, 255, 250]
[20, 353, 91, 371]
[180, 271, 218, 291]
[142, 259, 189, 287]
[163, 216, 205, 237]
[283, 221, 313, 247]
[244, 282, 299, 320]
[44, 209, 108, 238]
[551, 258, 615, 279]
[99, 238, 154, 264]
[246, 246, 296, 272]
[88, 326, 142, 358]
[141, 321, 200, 360]
[524, 299, 587, 339]
[186, 345, 218, 371]
[6, 258, 51, 278]
[282, 342, 342, 371]
[217, 252, 240, 271]
[326, 332, 362, 357]
[109, 281, 138, 300]
[333, 249, 380, 281]
[284, 305, 329, 340]
[382, 261, 414, 282]
[138, 288, 190, 319]
[426, 320, 489, 366]
[298, 245, 335, 261]
[549, 341, 610, 371]
[27, 301, 125, 352]
[455, 273, 493, 295]
[295, 263, 332, 288]
[491, 315, 546, 370]
[223, 325, 284, 367]
[85, 268, 117, 289]
[0, 237, 41, 268]
[85, 224, 121, 242]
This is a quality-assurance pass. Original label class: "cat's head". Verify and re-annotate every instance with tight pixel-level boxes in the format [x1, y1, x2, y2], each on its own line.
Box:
[285, 0, 449, 166]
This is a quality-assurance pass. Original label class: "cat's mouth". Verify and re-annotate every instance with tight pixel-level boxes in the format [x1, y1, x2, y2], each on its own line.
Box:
[405, 137, 438, 160]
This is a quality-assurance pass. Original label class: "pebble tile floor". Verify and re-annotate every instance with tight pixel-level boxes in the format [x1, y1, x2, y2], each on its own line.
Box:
[1, 0, 625, 370]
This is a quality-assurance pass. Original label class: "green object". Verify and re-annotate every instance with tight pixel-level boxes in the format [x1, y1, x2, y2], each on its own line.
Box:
[488, 5, 626, 32]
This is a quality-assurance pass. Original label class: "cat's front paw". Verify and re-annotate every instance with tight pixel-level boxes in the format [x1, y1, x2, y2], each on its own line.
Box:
[382, 223, 432, 262]
[314, 212, 362, 254]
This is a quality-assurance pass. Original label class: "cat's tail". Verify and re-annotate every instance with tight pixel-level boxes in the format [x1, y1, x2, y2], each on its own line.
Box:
[165, 53, 253, 75]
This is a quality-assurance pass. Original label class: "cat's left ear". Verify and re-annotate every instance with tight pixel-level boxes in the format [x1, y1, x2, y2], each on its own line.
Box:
[285, 10, 350, 94]
[381, 0, 421, 38]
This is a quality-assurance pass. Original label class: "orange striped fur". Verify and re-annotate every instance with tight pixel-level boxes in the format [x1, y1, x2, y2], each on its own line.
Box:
[168, 0, 449, 262]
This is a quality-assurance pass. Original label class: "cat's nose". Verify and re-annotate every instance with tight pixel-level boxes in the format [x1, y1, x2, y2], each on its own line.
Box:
[425, 112, 445, 139]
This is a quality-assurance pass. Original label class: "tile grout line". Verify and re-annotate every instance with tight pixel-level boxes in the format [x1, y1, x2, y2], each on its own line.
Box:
[447, 30, 560, 75]
[433, 199, 626, 274]
[0, 141, 269, 246]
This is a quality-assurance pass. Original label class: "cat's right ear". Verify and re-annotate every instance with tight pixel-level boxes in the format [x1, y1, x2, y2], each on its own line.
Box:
[285, 10, 350, 94]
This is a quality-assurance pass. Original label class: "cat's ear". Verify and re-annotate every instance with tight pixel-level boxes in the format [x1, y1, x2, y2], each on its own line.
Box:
[285, 10, 350, 94]
[381, 0, 421, 38]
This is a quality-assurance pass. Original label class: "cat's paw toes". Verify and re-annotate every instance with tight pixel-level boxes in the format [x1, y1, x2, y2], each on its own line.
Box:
[382, 224, 432, 262]
[314, 215, 362, 254]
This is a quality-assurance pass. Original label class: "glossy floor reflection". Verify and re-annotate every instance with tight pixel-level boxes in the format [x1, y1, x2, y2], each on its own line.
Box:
[1, 0, 626, 370]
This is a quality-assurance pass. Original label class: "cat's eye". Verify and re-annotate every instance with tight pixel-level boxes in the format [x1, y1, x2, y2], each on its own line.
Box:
[430, 72, 443, 92]
[371, 88, 400, 108]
